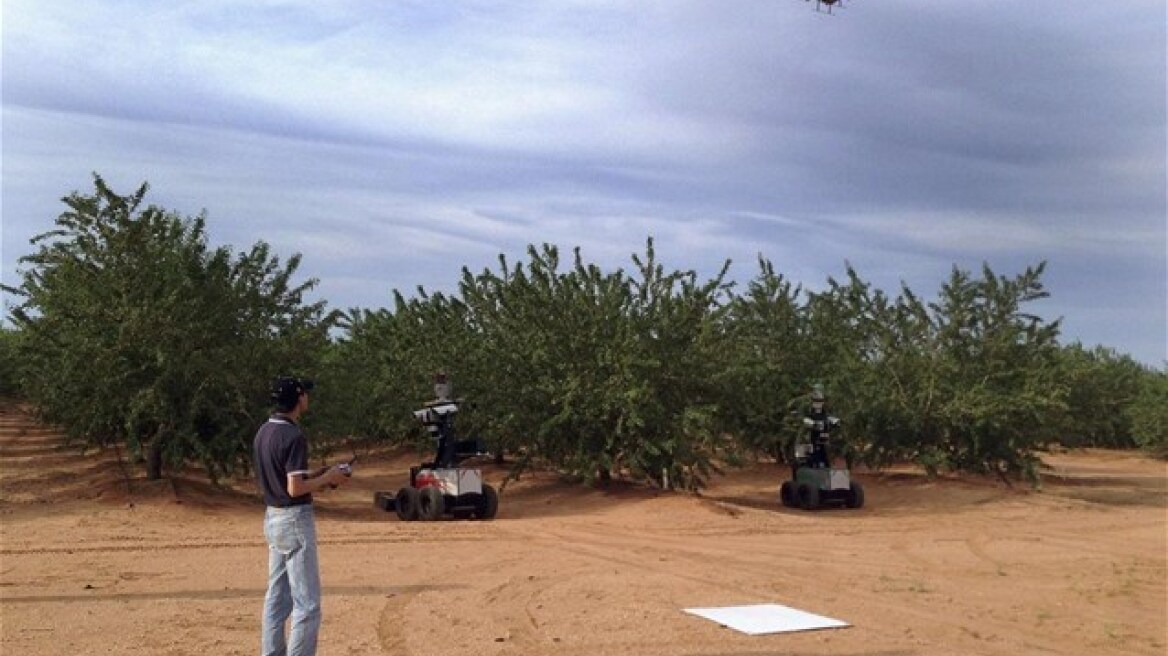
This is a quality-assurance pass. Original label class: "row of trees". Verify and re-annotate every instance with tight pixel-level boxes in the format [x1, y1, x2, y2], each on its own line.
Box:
[3, 177, 1165, 487]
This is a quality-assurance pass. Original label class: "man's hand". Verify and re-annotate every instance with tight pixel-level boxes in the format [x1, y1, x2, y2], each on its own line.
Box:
[324, 464, 352, 488]
[288, 464, 352, 496]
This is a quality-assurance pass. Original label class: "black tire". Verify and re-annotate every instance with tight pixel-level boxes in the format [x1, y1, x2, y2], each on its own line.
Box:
[797, 482, 819, 510]
[846, 480, 865, 509]
[475, 483, 499, 520]
[779, 481, 796, 508]
[418, 486, 445, 521]
[395, 487, 419, 521]
[374, 491, 394, 512]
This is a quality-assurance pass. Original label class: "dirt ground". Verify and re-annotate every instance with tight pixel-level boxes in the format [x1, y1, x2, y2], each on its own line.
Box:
[1, 401, 1164, 656]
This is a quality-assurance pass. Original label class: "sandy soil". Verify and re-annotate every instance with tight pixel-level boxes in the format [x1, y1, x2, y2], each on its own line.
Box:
[1, 400, 1165, 656]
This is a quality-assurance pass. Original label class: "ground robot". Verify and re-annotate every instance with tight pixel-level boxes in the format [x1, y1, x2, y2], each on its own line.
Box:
[374, 392, 498, 521]
[779, 392, 865, 510]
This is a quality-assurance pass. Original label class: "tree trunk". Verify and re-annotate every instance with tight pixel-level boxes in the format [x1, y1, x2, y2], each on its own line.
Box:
[145, 433, 164, 480]
[596, 467, 612, 486]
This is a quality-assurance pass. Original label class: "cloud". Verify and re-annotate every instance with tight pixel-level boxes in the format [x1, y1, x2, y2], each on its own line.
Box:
[2, 0, 1164, 364]
[832, 211, 1165, 259]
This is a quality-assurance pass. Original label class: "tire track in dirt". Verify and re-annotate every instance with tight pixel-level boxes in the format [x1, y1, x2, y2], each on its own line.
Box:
[478, 574, 546, 654]
[511, 520, 1080, 654]
[1, 530, 522, 555]
[376, 590, 416, 656]
[529, 517, 878, 591]
[440, 523, 927, 656]
[371, 554, 542, 656]
[890, 534, 1003, 572]
[0, 584, 431, 604]
[507, 523, 907, 648]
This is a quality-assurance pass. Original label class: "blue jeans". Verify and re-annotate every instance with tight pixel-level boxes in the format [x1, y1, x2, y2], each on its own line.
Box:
[262, 505, 321, 656]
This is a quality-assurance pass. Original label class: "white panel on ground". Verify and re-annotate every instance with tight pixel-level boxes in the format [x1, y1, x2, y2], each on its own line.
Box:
[683, 603, 850, 635]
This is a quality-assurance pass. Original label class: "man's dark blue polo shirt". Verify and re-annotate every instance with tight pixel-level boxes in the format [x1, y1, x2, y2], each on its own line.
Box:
[253, 414, 312, 507]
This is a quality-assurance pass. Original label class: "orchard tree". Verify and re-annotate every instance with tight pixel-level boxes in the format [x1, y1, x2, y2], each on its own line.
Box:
[0, 327, 23, 397]
[5, 175, 334, 480]
[914, 263, 1065, 482]
[1126, 367, 1167, 457]
[711, 256, 805, 462]
[1054, 344, 1147, 448]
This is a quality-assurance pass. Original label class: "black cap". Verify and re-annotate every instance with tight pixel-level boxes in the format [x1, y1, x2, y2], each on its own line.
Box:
[271, 376, 314, 409]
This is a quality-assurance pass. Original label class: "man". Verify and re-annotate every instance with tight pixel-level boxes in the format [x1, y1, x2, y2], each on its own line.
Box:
[254, 376, 351, 656]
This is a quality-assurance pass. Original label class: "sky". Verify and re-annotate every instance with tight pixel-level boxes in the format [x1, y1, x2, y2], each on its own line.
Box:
[2, 0, 1165, 366]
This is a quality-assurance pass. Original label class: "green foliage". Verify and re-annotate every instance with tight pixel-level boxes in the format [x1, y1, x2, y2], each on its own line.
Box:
[326, 239, 731, 489]
[8, 176, 1160, 488]
[1053, 344, 1148, 448]
[0, 326, 24, 396]
[5, 175, 334, 480]
[325, 242, 1159, 489]
[459, 240, 735, 490]
[1126, 368, 1168, 457]
[310, 289, 479, 457]
[714, 256, 805, 462]
[730, 262, 1067, 484]
[920, 264, 1065, 482]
